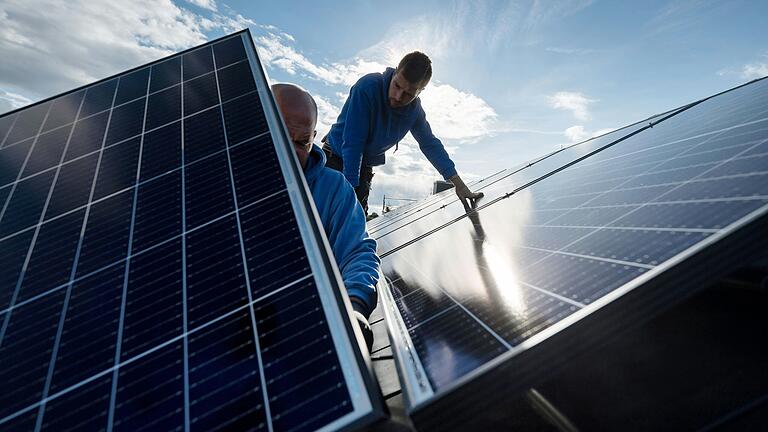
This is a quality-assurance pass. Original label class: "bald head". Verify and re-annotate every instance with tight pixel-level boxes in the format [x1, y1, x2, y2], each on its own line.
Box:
[272, 83, 318, 131]
[271, 83, 318, 168]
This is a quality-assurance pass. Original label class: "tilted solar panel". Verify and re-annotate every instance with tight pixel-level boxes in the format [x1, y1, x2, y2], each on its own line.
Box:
[0, 30, 383, 431]
[376, 76, 768, 429]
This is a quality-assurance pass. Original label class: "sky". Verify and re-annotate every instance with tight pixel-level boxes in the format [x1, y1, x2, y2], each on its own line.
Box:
[1, 0, 767, 210]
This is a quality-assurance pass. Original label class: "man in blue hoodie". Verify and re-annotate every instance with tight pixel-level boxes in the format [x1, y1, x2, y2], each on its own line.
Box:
[272, 83, 378, 350]
[323, 51, 483, 214]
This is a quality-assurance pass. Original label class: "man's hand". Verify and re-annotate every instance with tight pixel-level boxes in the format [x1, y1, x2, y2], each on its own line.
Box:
[352, 310, 373, 352]
[449, 174, 484, 211]
[350, 298, 374, 352]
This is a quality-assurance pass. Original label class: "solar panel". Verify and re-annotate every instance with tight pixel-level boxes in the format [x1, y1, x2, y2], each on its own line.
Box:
[0, 30, 383, 431]
[376, 77, 768, 429]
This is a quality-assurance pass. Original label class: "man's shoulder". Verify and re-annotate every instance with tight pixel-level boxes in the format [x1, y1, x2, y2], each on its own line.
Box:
[354, 72, 384, 93]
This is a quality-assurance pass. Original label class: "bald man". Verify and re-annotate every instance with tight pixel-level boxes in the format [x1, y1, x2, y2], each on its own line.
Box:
[271, 83, 378, 351]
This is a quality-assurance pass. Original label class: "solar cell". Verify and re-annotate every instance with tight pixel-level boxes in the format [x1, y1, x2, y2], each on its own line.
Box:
[0, 30, 383, 431]
[377, 76, 768, 429]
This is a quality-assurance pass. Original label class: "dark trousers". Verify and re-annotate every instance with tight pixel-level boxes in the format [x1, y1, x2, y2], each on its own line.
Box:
[322, 145, 374, 214]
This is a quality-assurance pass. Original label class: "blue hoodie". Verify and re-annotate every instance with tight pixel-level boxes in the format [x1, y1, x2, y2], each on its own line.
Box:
[304, 144, 379, 316]
[326, 67, 458, 187]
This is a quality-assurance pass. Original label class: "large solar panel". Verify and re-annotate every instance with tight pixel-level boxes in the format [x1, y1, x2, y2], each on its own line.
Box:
[0, 30, 383, 431]
[376, 77, 768, 429]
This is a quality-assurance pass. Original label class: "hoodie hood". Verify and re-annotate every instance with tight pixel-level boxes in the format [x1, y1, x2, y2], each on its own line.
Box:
[303, 144, 327, 184]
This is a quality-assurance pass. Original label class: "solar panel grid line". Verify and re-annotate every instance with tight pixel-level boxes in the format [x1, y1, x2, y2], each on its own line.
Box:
[180, 51, 192, 432]
[0, 62, 249, 154]
[401, 259, 514, 352]
[405, 203, 768, 419]
[404, 304, 460, 331]
[541, 121, 768, 233]
[0, 186, 289, 320]
[526, 223, 719, 233]
[33, 62, 123, 432]
[369, 109, 686, 235]
[0, 113, 19, 147]
[0, 143, 35, 229]
[376, 97, 711, 256]
[210, 38, 275, 432]
[516, 281, 587, 308]
[0, 74, 250, 161]
[569, 120, 768, 177]
[538, 133, 768, 193]
[0, 87, 258, 186]
[106, 61, 153, 432]
[0, 126, 269, 250]
[0, 270, 319, 428]
[0, 100, 57, 346]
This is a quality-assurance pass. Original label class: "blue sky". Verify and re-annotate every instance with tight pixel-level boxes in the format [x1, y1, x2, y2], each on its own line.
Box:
[1, 0, 767, 207]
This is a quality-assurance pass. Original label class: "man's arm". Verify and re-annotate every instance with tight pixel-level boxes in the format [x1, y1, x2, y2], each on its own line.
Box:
[410, 107, 483, 208]
[410, 107, 458, 180]
[325, 177, 380, 317]
[340, 84, 372, 188]
[323, 177, 379, 351]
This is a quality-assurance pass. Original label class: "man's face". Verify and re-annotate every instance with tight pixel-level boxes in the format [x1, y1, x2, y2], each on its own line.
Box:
[388, 70, 425, 108]
[272, 86, 317, 168]
[285, 114, 316, 168]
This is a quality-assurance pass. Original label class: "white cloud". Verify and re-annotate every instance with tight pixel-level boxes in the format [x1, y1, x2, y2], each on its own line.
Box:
[717, 53, 768, 81]
[254, 27, 499, 144]
[186, 0, 216, 11]
[564, 125, 589, 142]
[313, 94, 341, 141]
[548, 91, 596, 121]
[0, 0, 251, 102]
[564, 125, 617, 144]
[418, 83, 498, 142]
[0, 89, 32, 114]
[740, 61, 768, 80]
[545, 46, 593, 55]
[255, 31, 385, 86]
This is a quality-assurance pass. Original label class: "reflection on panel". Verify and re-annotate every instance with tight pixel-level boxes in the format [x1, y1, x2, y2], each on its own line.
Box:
[379, 76, 768, 428]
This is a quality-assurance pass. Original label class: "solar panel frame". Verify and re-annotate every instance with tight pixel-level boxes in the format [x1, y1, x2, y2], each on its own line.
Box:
[375, 76, 768, 429]
[0, 29, 385, 431]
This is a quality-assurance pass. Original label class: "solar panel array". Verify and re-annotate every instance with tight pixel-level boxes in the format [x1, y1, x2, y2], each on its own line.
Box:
[0, 31, 381, 431]
[375, 77, 768, 428]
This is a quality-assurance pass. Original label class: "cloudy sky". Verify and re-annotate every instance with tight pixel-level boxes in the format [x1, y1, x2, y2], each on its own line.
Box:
[1, 0, 767, 209]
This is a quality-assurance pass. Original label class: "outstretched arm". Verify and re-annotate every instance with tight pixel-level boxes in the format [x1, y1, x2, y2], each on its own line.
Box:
[411, 106, 483, 209]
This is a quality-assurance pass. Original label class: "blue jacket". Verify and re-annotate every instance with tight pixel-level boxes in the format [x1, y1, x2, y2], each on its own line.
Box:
[326, 67, 458, 187]
[304, 144, 379, 316]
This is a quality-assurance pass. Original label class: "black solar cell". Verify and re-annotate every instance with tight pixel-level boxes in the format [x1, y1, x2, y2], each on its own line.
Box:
[183, 46, 214, 81]
[183, 107, 226, 163]
[42, 90, 84, 132]
[183, 72, 219, 115]
[150, 57, 181, 93]
[5, 101, 51, 145]
[22, 127, 71, 178]
[79, 80, 117, 118]
[114, 68, 150, 106]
